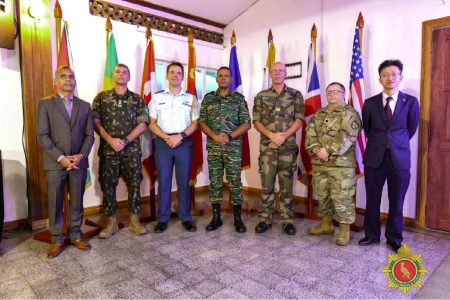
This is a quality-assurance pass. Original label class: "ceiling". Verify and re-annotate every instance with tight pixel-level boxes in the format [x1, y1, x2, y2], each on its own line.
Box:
[139, 0, 259, 26]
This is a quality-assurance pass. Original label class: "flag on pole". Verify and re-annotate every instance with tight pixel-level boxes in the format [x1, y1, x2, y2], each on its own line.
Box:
[140, 26, 157, 187]
[262, 29, 276, 89]
[103, 32, 118, 90]
[298, 41, 322, 185]
[187, 30, 203, 185]
[56, 21, 91, 188]
[229, 31, 250, 169]
[348, 25, 366, 175]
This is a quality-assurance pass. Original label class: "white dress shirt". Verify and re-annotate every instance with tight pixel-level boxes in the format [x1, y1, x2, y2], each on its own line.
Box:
[149, 88, 200, 134]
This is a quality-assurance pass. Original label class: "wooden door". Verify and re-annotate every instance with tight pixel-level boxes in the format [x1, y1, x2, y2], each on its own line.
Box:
[425, 26, 450, 231]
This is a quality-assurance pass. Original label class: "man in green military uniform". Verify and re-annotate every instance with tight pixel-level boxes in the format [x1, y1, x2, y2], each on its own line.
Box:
[92, 63, 149, 238]
[305, 82, 362, 245]
[199, 66, 251, 233]
[253, 62, 304, 235]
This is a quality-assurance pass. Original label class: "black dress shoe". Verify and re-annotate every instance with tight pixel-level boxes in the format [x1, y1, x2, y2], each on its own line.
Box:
[386, 240, 402, 252]
[255, 222, 272, 234]
[358, 236, 381, 246]
[282, 223, 296, 235]
[154, 222, 168, 233]
[182, 221, 197, 232]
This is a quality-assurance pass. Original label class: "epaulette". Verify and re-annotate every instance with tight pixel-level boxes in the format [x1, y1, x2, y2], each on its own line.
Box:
[232, 91, 244, 98]
[204, 91, 215, 97]
[155, 90, 164, 94]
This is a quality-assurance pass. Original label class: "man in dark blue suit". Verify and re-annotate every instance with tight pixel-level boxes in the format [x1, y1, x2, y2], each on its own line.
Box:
[358, 60, 419, 252]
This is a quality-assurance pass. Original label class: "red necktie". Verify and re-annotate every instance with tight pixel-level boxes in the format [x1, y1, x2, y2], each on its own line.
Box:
[385, 96, 393, 122]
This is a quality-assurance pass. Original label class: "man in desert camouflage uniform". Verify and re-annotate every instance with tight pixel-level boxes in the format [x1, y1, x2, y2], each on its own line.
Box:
[253, 62, 304, 235]
[199, 66, 251, 233]
[92, 63, 149, 238]
[305, 82, 362, 245]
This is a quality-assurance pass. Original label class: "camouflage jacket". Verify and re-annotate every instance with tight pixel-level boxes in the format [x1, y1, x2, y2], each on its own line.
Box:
[200, 89, 250, 151]
[305, 104, 362, 167]
[253, 85, 304, 152]
[92, 89, 149, 156]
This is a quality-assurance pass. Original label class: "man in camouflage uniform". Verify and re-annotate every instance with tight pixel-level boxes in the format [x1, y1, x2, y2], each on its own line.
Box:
[92, 63, 149, 238]
[305, 82, 362, 245]
[199, 66, 251, 233]
[253, 62, 304, 235]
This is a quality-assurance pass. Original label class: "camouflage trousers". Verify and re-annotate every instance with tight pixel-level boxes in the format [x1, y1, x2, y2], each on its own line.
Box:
[99, 155, 143, 216]
[258, 150, 297, 224]
[312, 165, 356, 224]
[208, 147, 243, 205]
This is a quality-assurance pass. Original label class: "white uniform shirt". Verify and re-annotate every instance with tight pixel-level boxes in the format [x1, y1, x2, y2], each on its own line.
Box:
[382, 91, 399, 114]
[149, 88, 200, 134]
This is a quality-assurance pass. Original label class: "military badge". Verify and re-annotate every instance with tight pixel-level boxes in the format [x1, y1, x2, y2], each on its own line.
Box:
[382, 244, 428, 294]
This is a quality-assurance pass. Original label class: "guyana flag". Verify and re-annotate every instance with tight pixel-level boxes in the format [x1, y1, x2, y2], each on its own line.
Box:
[103, 32, 118, 90]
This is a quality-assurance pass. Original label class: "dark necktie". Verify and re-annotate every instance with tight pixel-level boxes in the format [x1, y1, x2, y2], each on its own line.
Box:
[385, 96, 393, 122]
[64, 97, 72, 118]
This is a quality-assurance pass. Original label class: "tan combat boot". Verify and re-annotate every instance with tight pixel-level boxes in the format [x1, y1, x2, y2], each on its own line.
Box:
[335, 223, 350, 246]
[308, 215, 335, 235]
[99, 215, 118, 239]
[129, 213, 147, 235]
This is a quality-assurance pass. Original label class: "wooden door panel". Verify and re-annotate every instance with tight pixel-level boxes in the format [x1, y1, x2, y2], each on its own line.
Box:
[426, 26, 450, 231]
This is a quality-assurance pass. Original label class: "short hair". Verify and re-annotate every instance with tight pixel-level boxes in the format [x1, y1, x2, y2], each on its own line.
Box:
[217, 66, 232, 76]
[114, 63, 130, 74]
[54, 65, 73, 77]
[166, 61, 184, 77]
[378, 59, 403, 75]
[326, 82, 345, 93]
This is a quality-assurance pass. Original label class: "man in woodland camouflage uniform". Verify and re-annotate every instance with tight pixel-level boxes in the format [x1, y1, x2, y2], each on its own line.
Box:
[199, 66, 251, 233]
[92, 63, 149, 238]
[305, 82, 361, 245]
[253, 62, 304, 235]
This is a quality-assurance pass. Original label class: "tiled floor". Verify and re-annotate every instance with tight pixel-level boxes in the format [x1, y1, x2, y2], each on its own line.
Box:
[1, 214, 450, 299]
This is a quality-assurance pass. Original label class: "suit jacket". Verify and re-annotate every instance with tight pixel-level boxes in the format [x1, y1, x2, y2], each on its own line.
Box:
[362, 91, 419, 170]
[36, 94, 94, 171]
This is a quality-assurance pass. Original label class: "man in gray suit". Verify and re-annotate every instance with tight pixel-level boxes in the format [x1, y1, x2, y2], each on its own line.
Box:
[36, 65, 94, 258]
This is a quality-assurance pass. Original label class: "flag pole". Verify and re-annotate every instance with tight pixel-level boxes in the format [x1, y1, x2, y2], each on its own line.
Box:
[146, 24, 157, 221]
[54, 0, 62, 57]
[187, 29, 197, 211]
[305, 23, 318, 220]
[352, 12, 365, 232]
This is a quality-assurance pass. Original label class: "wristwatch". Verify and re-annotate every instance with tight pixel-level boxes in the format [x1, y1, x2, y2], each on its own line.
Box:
[181, 132, 187, 140]
[227, 133, 233, 141]
[123, 137, 130, 145]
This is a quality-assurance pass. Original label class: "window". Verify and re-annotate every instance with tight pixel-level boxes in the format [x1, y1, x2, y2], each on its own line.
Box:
[155, 60, 217, 100]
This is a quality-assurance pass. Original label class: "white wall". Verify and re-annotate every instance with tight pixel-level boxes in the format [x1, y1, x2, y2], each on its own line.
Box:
[223, 0, 449, 218]
[54, 0, 223, 209]
[0, 39, 28, 222]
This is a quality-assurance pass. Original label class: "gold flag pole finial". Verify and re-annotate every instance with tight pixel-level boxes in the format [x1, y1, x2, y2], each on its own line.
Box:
[311, 23, 317, 57]
[356, 12, 364, 53]
[146, 24, 152, 41]
[188, 29, 193, 44]
[231, 30, 236, 45]
[106, 16, 112, 49]
[54, 0, 63, 57]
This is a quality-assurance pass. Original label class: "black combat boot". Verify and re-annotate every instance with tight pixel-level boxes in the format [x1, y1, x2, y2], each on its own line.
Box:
[205, 203, 222, 231]
[233, 205, 246, 233]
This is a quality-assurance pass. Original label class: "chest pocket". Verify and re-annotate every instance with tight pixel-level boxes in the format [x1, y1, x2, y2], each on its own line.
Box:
[281, 99, 295, 118]
[175, 100, 193, 121]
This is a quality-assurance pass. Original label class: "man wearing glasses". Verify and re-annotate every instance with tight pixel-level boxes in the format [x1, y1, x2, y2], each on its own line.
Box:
[359, 60, 419, 252]
[253, 62, 304, 235]
[305, 82, 361, 246]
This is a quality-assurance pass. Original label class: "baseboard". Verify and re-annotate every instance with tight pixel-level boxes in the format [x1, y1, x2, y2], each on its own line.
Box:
[2, 218, 28, 231]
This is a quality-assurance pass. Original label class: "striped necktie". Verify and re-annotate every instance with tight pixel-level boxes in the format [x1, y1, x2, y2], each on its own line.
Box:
[385, 96, 393, 122]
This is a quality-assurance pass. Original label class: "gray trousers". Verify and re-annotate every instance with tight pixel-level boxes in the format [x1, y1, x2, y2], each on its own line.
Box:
[46, 169, 87, 243]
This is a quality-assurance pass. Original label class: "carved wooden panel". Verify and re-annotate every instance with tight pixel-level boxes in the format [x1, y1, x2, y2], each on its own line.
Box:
[89, 0, 224, 45]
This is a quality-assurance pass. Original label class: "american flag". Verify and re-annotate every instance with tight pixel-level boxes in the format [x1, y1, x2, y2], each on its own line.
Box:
[348, 27, 366, 175]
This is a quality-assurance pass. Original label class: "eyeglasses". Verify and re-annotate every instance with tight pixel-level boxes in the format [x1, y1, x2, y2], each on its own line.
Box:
[380, 73, 401, 79]
[326, 90, 344, 96]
